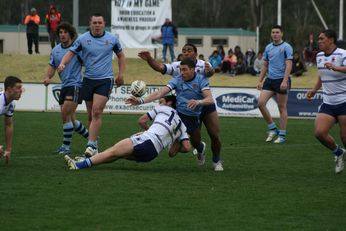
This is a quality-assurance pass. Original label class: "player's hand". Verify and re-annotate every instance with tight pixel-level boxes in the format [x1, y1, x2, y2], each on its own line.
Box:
[187, 99, 200, 110]
[125, 95, 140, 105]
[280, 81, 288, 91]
[138, 51, 152, 61]
[324, 62, 335, 71]
[256, 81, 263, 90]
[306, 90, 316, 101]
[43, 77, 50, 86]
[57, 64, 65, 73]
[115, 75, 124, 87]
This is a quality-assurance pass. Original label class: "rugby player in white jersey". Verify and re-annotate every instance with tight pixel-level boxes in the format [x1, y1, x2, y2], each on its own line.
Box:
[307, 29, 346, 174]
[64, 95, 191, 170]
[0, 76, 23, 164]
[138, 43, 223, 171]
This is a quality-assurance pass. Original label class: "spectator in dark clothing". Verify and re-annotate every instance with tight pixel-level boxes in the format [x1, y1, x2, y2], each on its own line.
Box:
[234, 45, 245, 61]
[303, 33, 319, 66]
[45, 5, 61, 49]
[24, 8, 40, 54]
[235, 56, 246, 75]
[161, 18, 178, 62]
[291, 51, 306, 77]
[245, 48, 256, 74]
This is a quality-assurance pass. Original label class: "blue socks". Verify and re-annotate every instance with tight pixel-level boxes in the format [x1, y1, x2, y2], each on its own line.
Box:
[76, 158, 93, 169]
[333, 145, 344, 156]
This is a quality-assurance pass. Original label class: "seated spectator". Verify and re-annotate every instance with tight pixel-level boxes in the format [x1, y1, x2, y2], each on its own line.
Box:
[221, 49, 237, 76]
[245, 48, 256, 74]
[235, 56, 246, 75]
[198, 54, 205, 61]
[234, 45, 245, 61]
[209, 50, 222, 73]
[216, 45, 225, 60]
[176, 53, 183, 61]
[303, 33, 318, 66]
[291, 51, 306, 77]
[252, 51, 263, 76]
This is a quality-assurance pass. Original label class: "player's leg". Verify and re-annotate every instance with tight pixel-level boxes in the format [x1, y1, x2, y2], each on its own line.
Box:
[72, 88, 89, 139]
[257, 89, 277, 141]
[274, 93, 288, 143]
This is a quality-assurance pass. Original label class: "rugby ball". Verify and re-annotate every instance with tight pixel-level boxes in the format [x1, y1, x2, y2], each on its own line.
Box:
[130, 80, 146, 97]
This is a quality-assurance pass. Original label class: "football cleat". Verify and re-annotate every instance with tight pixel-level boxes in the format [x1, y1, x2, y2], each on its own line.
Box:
[74, 156, 86, 162]
[64, 155, 79, 170]
[196, 141, 206, 166]
[55, 146, 71, 155]
[84, 146, 98, 158]
[266, 130, 278, 142]
[274, 136, 286, 144]
[335, 150, 345, 174]
[213, 161, 224, 172]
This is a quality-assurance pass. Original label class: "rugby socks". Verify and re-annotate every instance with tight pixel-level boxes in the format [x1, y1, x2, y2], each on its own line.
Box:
[196, 142, 205, 154]
[333, 145, 344, 156]
[87, 140, 97, 149]
[75, 158, 93, 169]
[212, 155, 220, 163]
[267, 122, 278, 132]
[278, 130, 286, 139]
[74, 120, 89, 139]
[62, 122, 74, 149]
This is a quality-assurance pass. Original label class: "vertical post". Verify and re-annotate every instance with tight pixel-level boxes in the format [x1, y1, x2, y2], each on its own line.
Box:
[277, 0, 282, 25]
[256, 26, 259, 53]
[73, 0, 79, 33]
[339, 0, 344, 40]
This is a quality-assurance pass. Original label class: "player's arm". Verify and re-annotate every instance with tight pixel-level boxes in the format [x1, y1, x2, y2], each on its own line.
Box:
[115, 51, 126, 87]
[126, 86, 171, 105]
[137, 113, 150, 130]
[307, 77, 322, 101]
[57, 51, 75, 73]
[43, 65, 56, 86]
[187, 89, 214, 109]
[3, 116, 13, 163]
[138, 51, 166, 74]
[257, 59, 268, 90]
[168, 139, 191, 157]
[324, 62, 346, 73]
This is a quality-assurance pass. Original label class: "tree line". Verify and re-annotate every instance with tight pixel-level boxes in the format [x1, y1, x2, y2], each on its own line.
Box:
[0, 0, 343, 51]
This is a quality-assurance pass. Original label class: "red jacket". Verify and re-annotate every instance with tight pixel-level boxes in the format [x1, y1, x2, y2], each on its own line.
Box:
[45, 6, 61, 32]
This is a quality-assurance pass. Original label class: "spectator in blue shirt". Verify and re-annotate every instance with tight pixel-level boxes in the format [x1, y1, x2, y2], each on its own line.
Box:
[209, 50, 222, 73]
[161, 18, 178, 63]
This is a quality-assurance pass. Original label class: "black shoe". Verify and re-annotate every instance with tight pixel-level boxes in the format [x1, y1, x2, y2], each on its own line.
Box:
[35, 51, 40, 54]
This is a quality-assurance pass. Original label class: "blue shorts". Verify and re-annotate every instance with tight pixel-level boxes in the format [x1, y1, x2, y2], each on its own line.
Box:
[318, 102, 346, 119]
[130, 134, 158, 162]
[178, 112, 200, 135]
[81, 78, 114, 101]
[59, 86, 82, 105]
[262, 78, 291, 94]
[200, 103, 217, 120]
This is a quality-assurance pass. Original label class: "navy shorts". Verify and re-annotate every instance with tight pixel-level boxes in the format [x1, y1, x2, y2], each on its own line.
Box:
[81, 78, 114, 101]
[130, 134, 158, 162]
[318, 102, 346, 119]
[262, 78, 291, 94]
[59, 86, 82, 105]
[178, 112, 200, 135]
[200, 103, 217, 120]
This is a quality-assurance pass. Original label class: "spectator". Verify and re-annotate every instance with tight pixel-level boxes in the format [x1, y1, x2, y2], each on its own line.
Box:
[235, 56, 246, 75]
[253, 51, 263, 76]
[216, 45, 225, 59]
[303, 33, 319, 66]
[234, 45, 245, 61]
[161, 18, 178, 63]
[209, 50, 222, 73]
[291, 51, 306, 77]
[176, 53, 183, 61]
[24, 7, 40, 54]
[198, 54, 205, 61]
[45, 5, 61, 49]
[221, 49, 237, 76]
[245, 48, 256, 74]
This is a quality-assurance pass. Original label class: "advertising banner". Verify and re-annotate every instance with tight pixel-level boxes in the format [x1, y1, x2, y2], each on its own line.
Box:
[111, 0, 171, 48]
[286, 89, 323, 117]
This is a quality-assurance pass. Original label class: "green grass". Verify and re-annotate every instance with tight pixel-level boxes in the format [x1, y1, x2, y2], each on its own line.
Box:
[0, 112, 345, 230]
[0, 54, 319, 88]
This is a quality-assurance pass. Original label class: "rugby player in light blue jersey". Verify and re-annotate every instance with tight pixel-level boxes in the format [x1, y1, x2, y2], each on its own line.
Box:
[126, 58, 215, 170]
[64, 95, 191, 170]
[57, 14, 126, 157]
[138, 44, 223, 172]
[307, 29, 346, 174]
[44, 22, 89, 155]
[256, 25, 293, 144]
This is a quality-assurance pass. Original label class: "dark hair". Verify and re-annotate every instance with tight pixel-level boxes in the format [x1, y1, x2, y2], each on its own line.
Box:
[272, 25, 283, 31]
[164, 95, 176, 109]
[90, 13, 104, 20]
[56, 22, 77, 40]
[183, 43, 197, 53]
[321, 29, 337, 44]
[4, 76, 22, 90]
[180, 58, 196, 69]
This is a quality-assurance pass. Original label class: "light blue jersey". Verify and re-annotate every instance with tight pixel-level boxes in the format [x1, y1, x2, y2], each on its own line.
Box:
[70, 31, 122, 80]
[167, 73, 210, 116]
[263, 41, 293, 79]
[49, 43, 83, 88]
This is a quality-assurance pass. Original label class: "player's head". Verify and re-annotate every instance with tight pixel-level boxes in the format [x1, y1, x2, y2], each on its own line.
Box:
[160, 95, 177, 109]
[182, 43, 198, 60]
[89, 13, 105, 36]
[271, 25, 283, 43]
[56, 22, 77, 42]
[4, 76, 23, 100]
[318, 29, 337, 51]
[179, 58, 196, 81]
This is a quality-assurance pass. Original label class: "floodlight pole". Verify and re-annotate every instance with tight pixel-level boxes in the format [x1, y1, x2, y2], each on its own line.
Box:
[339, 0, 344, 40]
[311, 0, 328, 29]
[277, 0, 282, 25]
[73, 0, 79, 33]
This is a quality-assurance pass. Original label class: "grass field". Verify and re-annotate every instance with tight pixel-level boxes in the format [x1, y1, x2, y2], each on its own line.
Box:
[0, 54, 319, 88]
[1, 112, 346, 230]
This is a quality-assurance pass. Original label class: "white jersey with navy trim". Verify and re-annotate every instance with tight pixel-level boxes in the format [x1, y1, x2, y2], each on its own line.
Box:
[142, 105, 189, 154]
[164, 59, 212, 77]
[316, 48, 346, 104]
[0, 92, 15, 117]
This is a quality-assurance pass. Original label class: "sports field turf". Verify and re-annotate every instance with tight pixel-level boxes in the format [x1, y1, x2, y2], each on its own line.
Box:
[1, 112, 345, 230]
